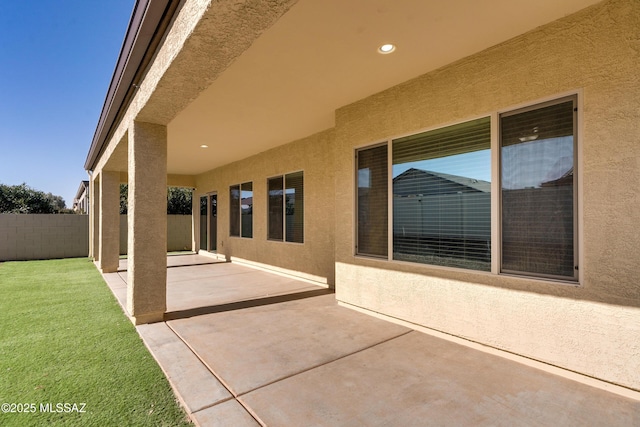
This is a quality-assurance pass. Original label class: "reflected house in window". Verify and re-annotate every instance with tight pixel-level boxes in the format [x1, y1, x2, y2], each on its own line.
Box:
[392, 168, 491, 270]
[540, 167, 573, 188]
[241, 196, 253, 214]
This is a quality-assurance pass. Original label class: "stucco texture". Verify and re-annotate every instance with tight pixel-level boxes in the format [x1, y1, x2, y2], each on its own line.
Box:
[333, 0, 640, 390]
[195, 128, 336, 285]
[126, 121, 168, 324]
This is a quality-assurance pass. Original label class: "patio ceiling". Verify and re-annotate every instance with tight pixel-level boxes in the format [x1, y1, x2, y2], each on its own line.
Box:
[161, 0, 600, 175]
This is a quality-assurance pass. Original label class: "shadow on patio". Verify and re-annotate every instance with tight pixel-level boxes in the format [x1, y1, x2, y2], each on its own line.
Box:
[101, 254, 640, 426]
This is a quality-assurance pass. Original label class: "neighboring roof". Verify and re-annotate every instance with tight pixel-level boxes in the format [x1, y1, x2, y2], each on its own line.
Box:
[393, 168, 491, 195]
[75, 180, 90, 200]
[540, 167, 574, 187]
[84, 0, 179, 171]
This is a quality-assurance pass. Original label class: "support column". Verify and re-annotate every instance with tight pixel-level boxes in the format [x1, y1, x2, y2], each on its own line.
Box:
[99, 170, 120, 272]
[127, 122, 167, 324]
[88, 177, 95, 259]
[92, 175, 101, 262]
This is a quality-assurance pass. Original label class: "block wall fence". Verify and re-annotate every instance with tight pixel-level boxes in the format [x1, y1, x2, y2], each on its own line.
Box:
[119, 214, 192, 254]
[0, 214, 89, 261]
[0, 214, 192, 261]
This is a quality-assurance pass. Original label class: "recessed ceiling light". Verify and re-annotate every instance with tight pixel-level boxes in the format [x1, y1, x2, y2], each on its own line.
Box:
[200, 144, 208, 148]
[378, 43, 396, 54]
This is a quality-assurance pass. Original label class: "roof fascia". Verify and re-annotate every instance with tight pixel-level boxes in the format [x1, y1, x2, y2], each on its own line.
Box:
[84, 0, 175, 171]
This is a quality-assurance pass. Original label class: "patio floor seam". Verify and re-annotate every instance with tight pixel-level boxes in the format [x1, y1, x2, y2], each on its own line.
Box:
[340, 301, 640, 401]
[164, 321, 265, 426]
[233, 329, 414, 398]
[166, 321, 239, 396]
[167, 317, 414, 425]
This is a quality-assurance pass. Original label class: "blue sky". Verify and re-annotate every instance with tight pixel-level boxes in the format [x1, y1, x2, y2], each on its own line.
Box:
[0, 0, 134, 207]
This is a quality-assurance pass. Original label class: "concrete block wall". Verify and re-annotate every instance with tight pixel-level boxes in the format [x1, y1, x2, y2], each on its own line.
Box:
[119, 215, 192, 254]
[0, 214, 89, 261]
[167, 214, 193, 252]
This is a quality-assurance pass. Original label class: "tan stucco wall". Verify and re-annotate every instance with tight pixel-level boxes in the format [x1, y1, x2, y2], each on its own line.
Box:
[333, 0, 640, 390]
[195, 128, 336, 285]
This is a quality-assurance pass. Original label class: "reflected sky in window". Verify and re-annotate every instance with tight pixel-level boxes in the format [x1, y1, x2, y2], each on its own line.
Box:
[502, 136, 573, 189]
[392, 149, 491, 182]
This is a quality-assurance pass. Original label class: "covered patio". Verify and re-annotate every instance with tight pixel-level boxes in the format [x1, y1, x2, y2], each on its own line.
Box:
[108, 253, 330, 315]
[85, 0, 640, 407]
[101, 255, 640, 426]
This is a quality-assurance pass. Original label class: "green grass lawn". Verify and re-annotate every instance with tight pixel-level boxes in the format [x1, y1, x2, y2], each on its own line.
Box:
[0, 258, 192, 426]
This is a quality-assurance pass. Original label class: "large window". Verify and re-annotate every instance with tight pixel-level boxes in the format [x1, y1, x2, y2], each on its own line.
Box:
[354, 94, 579, 281]
[392, 117, 491, 271]
[230, 182, 252, 238]
[500, 96, 577, 280]
[268, 172, 304, 243]
[356, 144, 388, 257]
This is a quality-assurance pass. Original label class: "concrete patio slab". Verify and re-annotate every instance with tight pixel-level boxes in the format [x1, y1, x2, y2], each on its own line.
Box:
[166, 263, 254, 283]
[137, 322, 232, 413]
[240, 331, 640, 426]
[109, 256, 324, 316]
[99, 259, 640, 426]
[192, 399, 260, 427]
[118, 253, 221, 272]
[102, 271, 127, 310]
[168, 293, 410, 396]
[165, 268, 323, 313]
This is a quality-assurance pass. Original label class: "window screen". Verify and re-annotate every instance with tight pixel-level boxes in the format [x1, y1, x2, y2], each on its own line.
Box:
[356, 144, 388, 257]
[500, 97, 577, 280]
[268, 177, 284, 240]
[285, 172, 304, 243]
[229, 185, 240, 237]
[241, 182, 253, 238]
[392, 117, 491, 271]
[230, 182, 252, 238]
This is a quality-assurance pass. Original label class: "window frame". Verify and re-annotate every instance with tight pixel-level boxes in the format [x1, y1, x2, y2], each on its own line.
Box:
[391, 116, 492, 271]
[498, 95, 579, 281]
[267, 170, 304, 244]
[353, 91, 581, 285]
[229, 181, 253, 239]
[355, 142, 389, 258]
